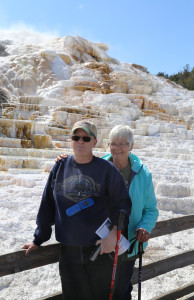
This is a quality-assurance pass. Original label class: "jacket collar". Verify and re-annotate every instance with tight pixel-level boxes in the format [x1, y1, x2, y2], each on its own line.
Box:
[129, 153, 143, 174]
[104, 153, 143, 174]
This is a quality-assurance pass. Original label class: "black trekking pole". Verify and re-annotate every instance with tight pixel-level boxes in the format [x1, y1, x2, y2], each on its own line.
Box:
[138, 242, 144, 300]
[109, 209, 126, 300]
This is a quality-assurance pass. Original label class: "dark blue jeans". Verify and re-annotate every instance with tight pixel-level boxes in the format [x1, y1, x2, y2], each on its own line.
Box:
[59, 244, 135, 300]
[113, 259, 136, 300]
[59, 244, 113, 300]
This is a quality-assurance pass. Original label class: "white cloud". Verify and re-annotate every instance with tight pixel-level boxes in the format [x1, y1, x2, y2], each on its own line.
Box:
[0, 22, 59, 45]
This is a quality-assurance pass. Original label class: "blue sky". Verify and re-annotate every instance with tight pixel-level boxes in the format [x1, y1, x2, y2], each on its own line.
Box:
[0, 0, 194, 75]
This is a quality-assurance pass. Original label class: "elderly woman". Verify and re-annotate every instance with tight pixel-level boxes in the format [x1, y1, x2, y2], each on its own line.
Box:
[102, 124, 159, 299]
[56, 124, 158, 300]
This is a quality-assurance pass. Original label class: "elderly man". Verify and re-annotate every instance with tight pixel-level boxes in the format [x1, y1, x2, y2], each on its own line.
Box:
[22, 120, 131, 300]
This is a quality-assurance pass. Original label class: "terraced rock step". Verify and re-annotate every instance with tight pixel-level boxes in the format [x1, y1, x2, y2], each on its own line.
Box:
[0, 33, 194, 300]
[0, 34, 193, 215]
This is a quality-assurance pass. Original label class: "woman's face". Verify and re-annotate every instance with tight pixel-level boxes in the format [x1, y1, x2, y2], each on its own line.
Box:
[109, 137, 131, 160]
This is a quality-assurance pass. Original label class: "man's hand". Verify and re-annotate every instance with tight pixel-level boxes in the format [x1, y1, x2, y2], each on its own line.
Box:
[96, 226, 117, 255]
[55, 154, 68, 162]
[22, 242, 38, 256]
[135, 228, 150, 243]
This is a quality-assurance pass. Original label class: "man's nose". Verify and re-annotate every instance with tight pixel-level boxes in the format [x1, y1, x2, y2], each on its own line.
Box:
[78, 137, 84, 143]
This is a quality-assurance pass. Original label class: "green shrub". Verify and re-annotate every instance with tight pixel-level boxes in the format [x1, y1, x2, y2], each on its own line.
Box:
[157, 64, 194, 90]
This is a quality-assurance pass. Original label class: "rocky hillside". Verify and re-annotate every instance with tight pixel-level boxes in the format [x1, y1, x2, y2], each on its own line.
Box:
[0, 32, 194, 300]
[0, 33, 194, 215]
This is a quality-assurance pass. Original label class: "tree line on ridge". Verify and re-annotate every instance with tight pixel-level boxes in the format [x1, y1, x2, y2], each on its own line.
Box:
[157, 64, 194, 90]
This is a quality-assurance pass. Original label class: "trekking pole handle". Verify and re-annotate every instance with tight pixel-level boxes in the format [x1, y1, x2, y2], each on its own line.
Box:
[138, 241, 144, 255]
[118, 209, 127, 231]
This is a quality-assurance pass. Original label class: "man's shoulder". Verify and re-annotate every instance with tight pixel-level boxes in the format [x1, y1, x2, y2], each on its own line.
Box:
[52, 155, 73, 170]
[93, 156, 119, 175]
[94, 156, 114, 167]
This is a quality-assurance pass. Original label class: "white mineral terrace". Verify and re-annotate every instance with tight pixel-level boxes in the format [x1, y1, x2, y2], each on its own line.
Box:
[0, 32, 193, 300]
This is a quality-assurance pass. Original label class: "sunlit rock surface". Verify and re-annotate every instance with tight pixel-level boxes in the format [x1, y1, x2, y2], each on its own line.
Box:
[0, 31, 193, 222]
[0, 31, 193, 300]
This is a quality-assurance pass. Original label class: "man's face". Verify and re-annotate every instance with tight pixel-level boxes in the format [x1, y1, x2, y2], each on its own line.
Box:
[71, 128, 97, 157]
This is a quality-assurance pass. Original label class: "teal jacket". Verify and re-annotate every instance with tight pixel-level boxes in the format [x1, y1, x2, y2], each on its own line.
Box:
[102, 153, 159, 257]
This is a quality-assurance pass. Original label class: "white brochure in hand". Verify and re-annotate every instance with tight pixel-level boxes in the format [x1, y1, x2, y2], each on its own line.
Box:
[95, 218, 130, 255]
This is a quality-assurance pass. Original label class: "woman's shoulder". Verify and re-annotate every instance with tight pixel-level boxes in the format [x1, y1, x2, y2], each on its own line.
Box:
[130, 153, 152, 176]
[101, 153, 111, 160]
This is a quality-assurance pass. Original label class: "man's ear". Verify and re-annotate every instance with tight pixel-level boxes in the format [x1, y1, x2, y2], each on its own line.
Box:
[93, 139, 97, 147]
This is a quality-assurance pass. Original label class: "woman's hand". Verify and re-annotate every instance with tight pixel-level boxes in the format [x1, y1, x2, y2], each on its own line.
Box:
[55, 154, 68, 162]
[96, 226, 117, 254]
[21, 242, 38, 256]
[135, 228, 150, 243]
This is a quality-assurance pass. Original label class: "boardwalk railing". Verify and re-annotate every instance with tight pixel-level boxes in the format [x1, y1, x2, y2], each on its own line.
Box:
[0, 215, 194, 300]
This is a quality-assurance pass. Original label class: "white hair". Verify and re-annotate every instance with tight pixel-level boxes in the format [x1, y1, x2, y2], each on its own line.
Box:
[109, 125, 134, 147]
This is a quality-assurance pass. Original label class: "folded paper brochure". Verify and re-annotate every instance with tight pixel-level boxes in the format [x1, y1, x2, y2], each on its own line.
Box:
[95, 218, 130, 255]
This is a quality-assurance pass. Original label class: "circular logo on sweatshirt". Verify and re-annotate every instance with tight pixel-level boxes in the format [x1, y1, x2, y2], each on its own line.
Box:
[55, 175, 101, 202]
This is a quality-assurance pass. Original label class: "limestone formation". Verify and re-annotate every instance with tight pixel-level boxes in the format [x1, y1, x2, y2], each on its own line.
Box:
[0, 33, 193, 214]
[0, 43, 9, 56]
[0, 32, 194, 300]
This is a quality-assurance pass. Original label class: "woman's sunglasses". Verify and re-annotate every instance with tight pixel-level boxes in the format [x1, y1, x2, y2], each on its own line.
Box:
[71, 135, 91, 142]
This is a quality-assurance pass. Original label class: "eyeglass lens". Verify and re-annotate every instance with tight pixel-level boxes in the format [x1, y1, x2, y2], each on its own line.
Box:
[109, 143, 129, 148]
[71, 136, 91, 142]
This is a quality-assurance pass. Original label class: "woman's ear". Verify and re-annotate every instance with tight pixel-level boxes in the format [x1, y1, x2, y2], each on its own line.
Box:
[130, 143, 134, 151]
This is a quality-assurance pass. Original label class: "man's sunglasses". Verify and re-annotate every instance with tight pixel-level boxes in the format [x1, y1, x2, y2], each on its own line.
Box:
[71, 135, 91, 142]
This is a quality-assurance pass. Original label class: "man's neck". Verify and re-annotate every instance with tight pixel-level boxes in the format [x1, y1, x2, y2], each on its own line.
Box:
[74, 153, 93, 164]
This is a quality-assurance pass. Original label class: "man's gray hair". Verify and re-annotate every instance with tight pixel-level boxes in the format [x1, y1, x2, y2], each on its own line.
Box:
[109, 125, 134, 147]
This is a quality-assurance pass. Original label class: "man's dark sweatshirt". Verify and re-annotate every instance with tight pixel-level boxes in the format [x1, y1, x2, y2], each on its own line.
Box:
[33, 156, 131, 247]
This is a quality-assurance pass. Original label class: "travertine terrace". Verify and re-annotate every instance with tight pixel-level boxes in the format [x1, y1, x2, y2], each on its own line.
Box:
[0, 34, 193, 213]
[0, 32, 193, 299]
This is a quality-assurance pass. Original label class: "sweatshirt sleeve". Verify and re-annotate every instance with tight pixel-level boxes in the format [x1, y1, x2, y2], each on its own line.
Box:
[33, 164, 57, 246]
[106, 163, 132, 228]
[136, 172, 159, 233]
